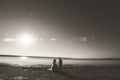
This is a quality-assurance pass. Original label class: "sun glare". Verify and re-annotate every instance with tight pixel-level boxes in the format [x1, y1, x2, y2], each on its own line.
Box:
[20, 56, 28, 60]
[18, 34, 34, 45]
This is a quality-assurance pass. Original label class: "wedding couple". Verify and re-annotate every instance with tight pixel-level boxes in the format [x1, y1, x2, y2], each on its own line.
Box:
[50, 57, 63, 72]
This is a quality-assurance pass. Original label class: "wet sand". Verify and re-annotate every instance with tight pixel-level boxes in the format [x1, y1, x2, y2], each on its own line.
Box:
[0, 63, 120, 80]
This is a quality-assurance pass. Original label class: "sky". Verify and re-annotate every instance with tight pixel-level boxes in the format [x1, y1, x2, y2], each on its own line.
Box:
[0, 0, 120, 58]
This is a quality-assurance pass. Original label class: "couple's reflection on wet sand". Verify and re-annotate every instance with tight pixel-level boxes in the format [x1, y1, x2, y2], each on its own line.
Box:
[54, 71, 87, 80]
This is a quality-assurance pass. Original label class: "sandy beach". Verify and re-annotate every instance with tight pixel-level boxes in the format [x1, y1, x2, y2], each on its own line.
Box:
[0, 63, 120, 80]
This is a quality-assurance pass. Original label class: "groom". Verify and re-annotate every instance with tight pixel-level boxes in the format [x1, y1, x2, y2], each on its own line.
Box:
[58, 57, 63, 71]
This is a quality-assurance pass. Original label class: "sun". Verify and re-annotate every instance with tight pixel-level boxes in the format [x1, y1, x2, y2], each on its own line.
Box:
[18, 34, 34, 45]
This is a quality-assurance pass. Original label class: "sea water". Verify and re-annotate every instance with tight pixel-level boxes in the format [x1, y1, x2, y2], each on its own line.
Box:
[0, 56, 120, 66]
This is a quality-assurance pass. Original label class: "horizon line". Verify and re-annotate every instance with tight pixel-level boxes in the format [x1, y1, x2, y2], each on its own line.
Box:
[0, 54, 120, 60]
